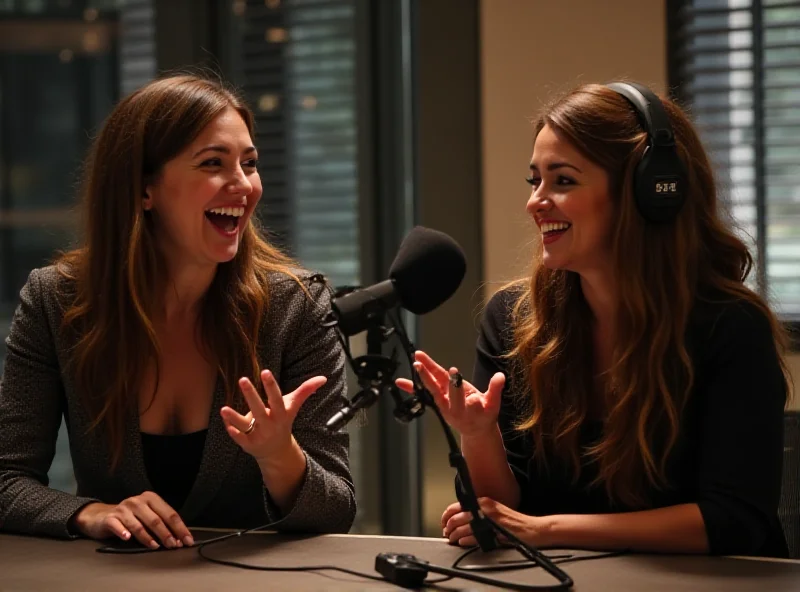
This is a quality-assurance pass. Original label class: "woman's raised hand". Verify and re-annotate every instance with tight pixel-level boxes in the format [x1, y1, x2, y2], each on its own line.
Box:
[396, 351, 505, 438]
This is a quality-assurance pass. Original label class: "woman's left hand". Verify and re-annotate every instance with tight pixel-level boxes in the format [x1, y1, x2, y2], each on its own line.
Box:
[221, 369, 327, 463]
[442, 498, 548, 547]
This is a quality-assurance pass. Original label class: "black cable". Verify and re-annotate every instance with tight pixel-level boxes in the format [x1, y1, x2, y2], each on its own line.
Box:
[451, 544, 628, 572]
[403, 556, 565, 591]
[196, 543, 388, 583]
[96, 516, 288, 554]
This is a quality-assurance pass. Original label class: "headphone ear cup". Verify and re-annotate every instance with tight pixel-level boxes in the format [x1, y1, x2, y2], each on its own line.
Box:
[633, 144, 687, 224]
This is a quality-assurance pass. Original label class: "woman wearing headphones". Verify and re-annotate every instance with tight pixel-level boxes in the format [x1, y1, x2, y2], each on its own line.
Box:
[399, 82, 791, 557]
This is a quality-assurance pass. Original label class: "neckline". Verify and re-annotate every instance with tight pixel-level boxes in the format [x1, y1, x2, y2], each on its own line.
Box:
[140, 428, 209, 437]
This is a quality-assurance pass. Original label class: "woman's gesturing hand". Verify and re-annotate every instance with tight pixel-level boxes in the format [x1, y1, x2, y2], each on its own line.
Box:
[221, 369, 326, 463]
[396, 350, 505, 439]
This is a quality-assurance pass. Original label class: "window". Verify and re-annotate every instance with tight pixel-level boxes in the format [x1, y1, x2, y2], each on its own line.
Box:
[221, 0, 373, 530]
[0, 0, 371, 525]
[221, 0, 360, 288]
[0, 0, 156, 493]
[668, 0, 800, 319]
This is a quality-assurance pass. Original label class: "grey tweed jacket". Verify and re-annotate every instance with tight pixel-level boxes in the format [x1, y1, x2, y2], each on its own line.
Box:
[0, 265, 356, 539]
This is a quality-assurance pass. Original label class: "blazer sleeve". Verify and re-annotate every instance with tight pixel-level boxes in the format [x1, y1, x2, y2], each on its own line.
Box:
[0, 268, 99, 538]
[262, 275, 356, 533]
[694, 302, 787, 555]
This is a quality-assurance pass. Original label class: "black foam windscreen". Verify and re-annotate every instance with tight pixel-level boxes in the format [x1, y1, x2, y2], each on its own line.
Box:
[388, 226, 467, 315]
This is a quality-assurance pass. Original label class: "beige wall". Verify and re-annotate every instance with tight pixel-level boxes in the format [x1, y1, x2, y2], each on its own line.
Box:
[481, 0, 668, 289]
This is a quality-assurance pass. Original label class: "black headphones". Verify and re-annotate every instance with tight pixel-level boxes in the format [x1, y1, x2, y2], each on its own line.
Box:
[606, 81, 687, 224]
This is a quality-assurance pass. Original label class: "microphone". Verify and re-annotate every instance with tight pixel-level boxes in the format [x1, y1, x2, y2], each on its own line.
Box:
[331, 226, 467, 336]
[325, 226, 466, 431]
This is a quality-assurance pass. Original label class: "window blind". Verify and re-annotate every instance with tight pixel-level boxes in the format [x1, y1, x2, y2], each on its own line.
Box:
[234, 0, 360, 287]
[669, 0, 800, 318]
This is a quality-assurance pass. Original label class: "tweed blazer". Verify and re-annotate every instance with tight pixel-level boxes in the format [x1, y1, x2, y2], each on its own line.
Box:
[0, 265, 355, 539]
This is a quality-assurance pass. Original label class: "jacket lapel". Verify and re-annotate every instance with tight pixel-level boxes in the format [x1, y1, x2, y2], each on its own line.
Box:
[178, 376, 240, 524]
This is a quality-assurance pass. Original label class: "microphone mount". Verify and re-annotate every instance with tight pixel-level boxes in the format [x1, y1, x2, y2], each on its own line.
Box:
[325, 291, 425, 432]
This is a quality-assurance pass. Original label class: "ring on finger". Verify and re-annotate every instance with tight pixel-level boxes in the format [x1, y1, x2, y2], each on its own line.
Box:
[243, 417, 256, 434]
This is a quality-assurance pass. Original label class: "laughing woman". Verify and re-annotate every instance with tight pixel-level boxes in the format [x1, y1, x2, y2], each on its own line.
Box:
[399, 82, 791, 558]
[0, 74, 355, 549]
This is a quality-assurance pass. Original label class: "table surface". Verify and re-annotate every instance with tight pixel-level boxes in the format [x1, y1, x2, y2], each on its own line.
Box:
[2, 529, 800, 591]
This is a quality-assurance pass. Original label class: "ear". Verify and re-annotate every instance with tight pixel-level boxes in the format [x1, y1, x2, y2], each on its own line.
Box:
[142, 185, 153, 211]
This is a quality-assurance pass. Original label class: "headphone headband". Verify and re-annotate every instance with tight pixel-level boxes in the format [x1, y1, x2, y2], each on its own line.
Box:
[606, 82, 675, 147]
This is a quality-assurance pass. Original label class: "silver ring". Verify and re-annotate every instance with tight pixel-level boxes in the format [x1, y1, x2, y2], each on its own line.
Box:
[243, 417, 256, 435]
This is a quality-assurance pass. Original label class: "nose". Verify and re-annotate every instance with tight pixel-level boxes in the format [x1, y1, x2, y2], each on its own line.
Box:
[526, 185, 553, 216]
[228, 164, 253, 196]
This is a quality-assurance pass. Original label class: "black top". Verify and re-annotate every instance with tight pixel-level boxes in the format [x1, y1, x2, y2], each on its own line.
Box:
[140, 429, 207, 512]
[474, 287, 789, 558]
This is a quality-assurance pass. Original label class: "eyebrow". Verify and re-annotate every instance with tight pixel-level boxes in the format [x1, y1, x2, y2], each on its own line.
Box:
[192, 145, 257, 158]
[529, 162, 583, 173]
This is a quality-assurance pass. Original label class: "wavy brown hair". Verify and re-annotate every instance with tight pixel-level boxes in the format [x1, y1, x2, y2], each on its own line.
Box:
[509, 83, 791, 508]
[56, 74, 299, 470]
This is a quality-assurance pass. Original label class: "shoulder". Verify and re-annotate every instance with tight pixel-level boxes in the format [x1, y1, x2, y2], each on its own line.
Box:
[265, 267, 333, 321]
[688, 294, 784, 381]
[690, 295, 778, 353]
[19, 264, 76, 311]
[478, 284, 525, 356]
[482, 284, 525, 335]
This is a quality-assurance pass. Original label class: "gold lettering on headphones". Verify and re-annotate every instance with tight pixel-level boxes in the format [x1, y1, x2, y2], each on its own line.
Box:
[655, 182, 678, 194]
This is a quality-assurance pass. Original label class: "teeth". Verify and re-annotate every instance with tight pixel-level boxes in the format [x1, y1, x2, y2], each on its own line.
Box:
[206, 206, 245, 217]
[541, 222, 571, 233]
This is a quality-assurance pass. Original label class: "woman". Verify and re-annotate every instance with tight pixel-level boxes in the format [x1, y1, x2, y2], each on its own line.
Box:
[399, 82, 791, 557]
[0, 74, 355, 549]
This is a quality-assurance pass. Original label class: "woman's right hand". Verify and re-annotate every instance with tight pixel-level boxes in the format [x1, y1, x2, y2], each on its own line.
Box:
[396, 350, 506, 438]
[70, 491, 193, 549]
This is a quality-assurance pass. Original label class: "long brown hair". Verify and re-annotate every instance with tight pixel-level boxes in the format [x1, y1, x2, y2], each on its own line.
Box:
[57, 74, 299, 469]
[509, 83, 791, 508]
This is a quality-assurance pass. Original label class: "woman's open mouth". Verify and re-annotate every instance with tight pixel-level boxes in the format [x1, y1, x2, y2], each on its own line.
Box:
[204, 206, 244, 237]
[540, 221, 571, 244]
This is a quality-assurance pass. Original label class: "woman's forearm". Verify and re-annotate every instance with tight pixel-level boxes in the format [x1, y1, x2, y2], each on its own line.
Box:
[461, 425, 520, 509]
[539, 503, 709, 553]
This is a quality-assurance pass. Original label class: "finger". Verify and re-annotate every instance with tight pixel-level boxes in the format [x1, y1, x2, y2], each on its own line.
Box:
[284, 375, 327, 417]
[260, 370, 287, 418]
[445, 511, 471, 537]
[477, 496, 499, 514]
[146, 494, 193, 547]
[220, 406, 253, 433]
[104, 516, 131, 541]
[447, 368, 466, 415]
[441, 502, 463, 528]
[132, 502, 179, 549]
[448, 523, 474, 545]
[485, 372, 506, 415]
[225, 423, 249, 448]
[238, 377, 269, 422]
[396, 378, 415, 393]
[414, 351, 451, 389]
[118, 511, 159, 549]
[413, 362, 448, 408]
[458, 535, 478, 547]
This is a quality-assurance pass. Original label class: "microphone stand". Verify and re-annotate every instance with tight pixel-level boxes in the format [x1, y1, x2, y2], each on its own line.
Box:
[327, 305, 573, 589]
[385, 309, 498, 551]
[385, 309, 574, 588]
